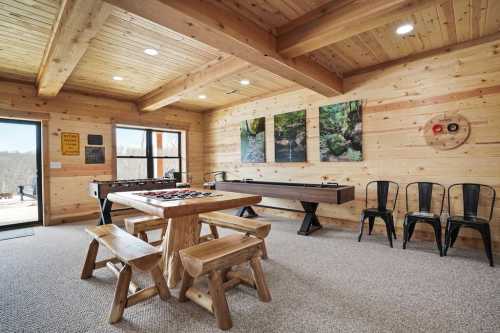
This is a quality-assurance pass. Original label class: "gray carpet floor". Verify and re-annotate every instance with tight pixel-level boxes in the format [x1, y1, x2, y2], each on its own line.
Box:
[0, 214, 499, 333]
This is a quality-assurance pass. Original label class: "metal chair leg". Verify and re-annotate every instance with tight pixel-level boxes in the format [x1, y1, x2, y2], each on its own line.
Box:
[478, 225, 494, 267]
[383, 216, 393, 248]
[368, 216, 375, 235]
[358, 212, 366, 242]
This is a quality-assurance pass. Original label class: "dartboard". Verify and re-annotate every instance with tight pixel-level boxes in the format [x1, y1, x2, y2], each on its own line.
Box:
[423, 114, 470, 150]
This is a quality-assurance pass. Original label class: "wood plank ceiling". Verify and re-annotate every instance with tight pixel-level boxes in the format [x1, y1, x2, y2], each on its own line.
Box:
[0, 0, 59, 82]
[0, 0, 499, 112]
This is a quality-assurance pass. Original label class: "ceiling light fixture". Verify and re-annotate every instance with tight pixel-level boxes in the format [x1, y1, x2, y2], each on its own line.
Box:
[396, 24, 414, 35]
[112, 76, 124, 81]
[144, 48, 159, 56]
[198, 94, 207, 100]
[240, 79, 250, 86]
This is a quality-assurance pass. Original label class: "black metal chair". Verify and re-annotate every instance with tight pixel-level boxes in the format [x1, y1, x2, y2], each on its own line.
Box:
[444, 183, 496, 266]
[402, 182, 445, 256]
[358, 181, 399, 247]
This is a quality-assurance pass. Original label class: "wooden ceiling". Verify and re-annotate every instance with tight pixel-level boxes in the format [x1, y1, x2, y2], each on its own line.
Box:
[65, 8, 222, 100]
[0, 0, 499, 112]
[0, 0, 59, 82]
[310, 0, 500, 75]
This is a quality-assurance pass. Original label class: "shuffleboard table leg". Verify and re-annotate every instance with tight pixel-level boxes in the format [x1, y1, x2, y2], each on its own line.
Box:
[297, 202, 322, 236]
[236, 206, 258, 218]
[98, 198, 113, 225]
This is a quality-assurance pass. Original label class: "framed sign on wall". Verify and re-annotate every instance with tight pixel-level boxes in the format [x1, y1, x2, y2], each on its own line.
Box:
[61, 132, 80, 156]
[85, 146, 105, 164]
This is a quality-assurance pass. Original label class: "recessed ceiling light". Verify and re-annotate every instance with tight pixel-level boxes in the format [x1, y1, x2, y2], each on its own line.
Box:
[396, 24, 414, 35]
[198, 94, 207, 100]
[112, 76, 124, 81]
[240, 79, 250, 86]
[144, 48, 159, 56]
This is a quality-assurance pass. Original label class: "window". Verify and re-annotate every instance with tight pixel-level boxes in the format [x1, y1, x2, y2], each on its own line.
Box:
[116, 126, 183, 180]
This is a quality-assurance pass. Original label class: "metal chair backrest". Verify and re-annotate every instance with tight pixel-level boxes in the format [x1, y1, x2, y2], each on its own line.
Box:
[365, 180, 399, 211]
[405, 182, 445, 215]
[448, 183, 496, 222]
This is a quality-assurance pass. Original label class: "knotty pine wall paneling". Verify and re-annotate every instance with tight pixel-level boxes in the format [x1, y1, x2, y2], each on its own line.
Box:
[204, 40, 500, 253]
[0, 80, 204, 225]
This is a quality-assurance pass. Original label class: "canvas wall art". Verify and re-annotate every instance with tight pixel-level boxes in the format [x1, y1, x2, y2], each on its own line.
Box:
[319, 100, 363, 161]
[274, 110, 307, 162]
[240, 117, 266, 163]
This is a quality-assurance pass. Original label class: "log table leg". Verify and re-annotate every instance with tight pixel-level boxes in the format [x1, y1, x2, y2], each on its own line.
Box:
[161, 214, 200, 288]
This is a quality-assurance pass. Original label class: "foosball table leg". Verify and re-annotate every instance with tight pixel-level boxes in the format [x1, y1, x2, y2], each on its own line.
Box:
[297, 201, 322, 236]
[236, 206, 258, 218]
[98, 198, 114, 225]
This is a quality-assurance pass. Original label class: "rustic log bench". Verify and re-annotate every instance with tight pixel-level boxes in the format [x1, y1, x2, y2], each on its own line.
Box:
[199, 211, 271, 259]
[81, 224, 170, 324]
[124, 215, 167, 246]
[178, 234, 271, 330]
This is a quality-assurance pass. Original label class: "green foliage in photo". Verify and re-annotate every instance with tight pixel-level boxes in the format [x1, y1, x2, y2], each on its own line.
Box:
[319, 100, 363, 162]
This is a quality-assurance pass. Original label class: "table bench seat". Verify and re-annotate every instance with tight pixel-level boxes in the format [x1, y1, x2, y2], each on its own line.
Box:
[199, 211, 271, 258]
[81, 224, 170, 324]
[179, 234, 271, 330]
[124, 215, 166, 246]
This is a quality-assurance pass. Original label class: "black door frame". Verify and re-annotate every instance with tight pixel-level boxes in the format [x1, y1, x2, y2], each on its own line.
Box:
[0, 118, 43, 230]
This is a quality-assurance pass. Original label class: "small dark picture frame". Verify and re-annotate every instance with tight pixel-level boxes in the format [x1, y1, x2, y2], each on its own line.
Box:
[88, 134, 103, 146]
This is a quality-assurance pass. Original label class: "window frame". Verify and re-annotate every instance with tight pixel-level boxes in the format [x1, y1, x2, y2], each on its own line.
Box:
[115, 126, 182, 179]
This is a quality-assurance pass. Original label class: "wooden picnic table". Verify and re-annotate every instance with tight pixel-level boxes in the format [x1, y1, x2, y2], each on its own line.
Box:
[107, 188, 261, 288]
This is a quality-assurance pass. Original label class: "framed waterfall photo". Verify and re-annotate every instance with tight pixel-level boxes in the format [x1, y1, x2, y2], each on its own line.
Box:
[274, 110, 307, 162]
[319, 100, 363, 161]
[240, 117, 266, 163]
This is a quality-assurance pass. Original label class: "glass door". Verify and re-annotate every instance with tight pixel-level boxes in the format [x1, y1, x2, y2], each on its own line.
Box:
[0, 119, 42, 229]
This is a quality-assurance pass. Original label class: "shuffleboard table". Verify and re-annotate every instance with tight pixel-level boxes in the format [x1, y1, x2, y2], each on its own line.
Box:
[215, 180, 355, 236]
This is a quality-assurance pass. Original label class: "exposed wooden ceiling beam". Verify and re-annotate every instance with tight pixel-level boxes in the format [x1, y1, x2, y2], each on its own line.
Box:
[139, 55, 250, 111]
[278, 0, 441, 58]
[104, 0, 343, 97]
[36, 0, 112, 97]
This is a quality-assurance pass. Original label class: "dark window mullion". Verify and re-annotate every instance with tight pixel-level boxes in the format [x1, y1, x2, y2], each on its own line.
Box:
[146, 130, 153, 178]
[116, 156, 148, 158]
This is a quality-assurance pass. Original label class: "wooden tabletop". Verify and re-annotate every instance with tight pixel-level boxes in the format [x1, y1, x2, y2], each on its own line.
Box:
[107, 188, 262, 218]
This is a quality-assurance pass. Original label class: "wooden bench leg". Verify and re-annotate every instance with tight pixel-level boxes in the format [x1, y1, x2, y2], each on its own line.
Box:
[260, 239, 268, 260]
[209, 224, 219, 239]
[249, 256, 271, 302]
[178, 270, 194, 302]
[150, 266, 170, 301]
[81, 239, 99, 279]
[209, 270, 232, 330]
[109, 264, 132, 324]
[160, 225, 167, 240]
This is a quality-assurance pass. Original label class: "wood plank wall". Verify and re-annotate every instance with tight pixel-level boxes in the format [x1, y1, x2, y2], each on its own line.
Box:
[203, 39, 500, 253]
[0, 81, 204, 225]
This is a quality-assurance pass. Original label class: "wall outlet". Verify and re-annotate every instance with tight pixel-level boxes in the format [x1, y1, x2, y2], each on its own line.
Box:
[50, 161, 62, 169]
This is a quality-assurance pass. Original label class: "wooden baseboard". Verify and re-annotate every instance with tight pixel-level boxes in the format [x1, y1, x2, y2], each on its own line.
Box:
[254, 207, 500, 255]
[49, 209, 141, 225]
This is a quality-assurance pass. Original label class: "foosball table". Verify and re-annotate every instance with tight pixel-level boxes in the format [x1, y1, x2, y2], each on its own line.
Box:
[89, 178, 178, 225]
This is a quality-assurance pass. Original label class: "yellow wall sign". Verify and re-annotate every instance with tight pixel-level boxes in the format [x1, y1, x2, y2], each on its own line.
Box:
[61, 132, 80, 155]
